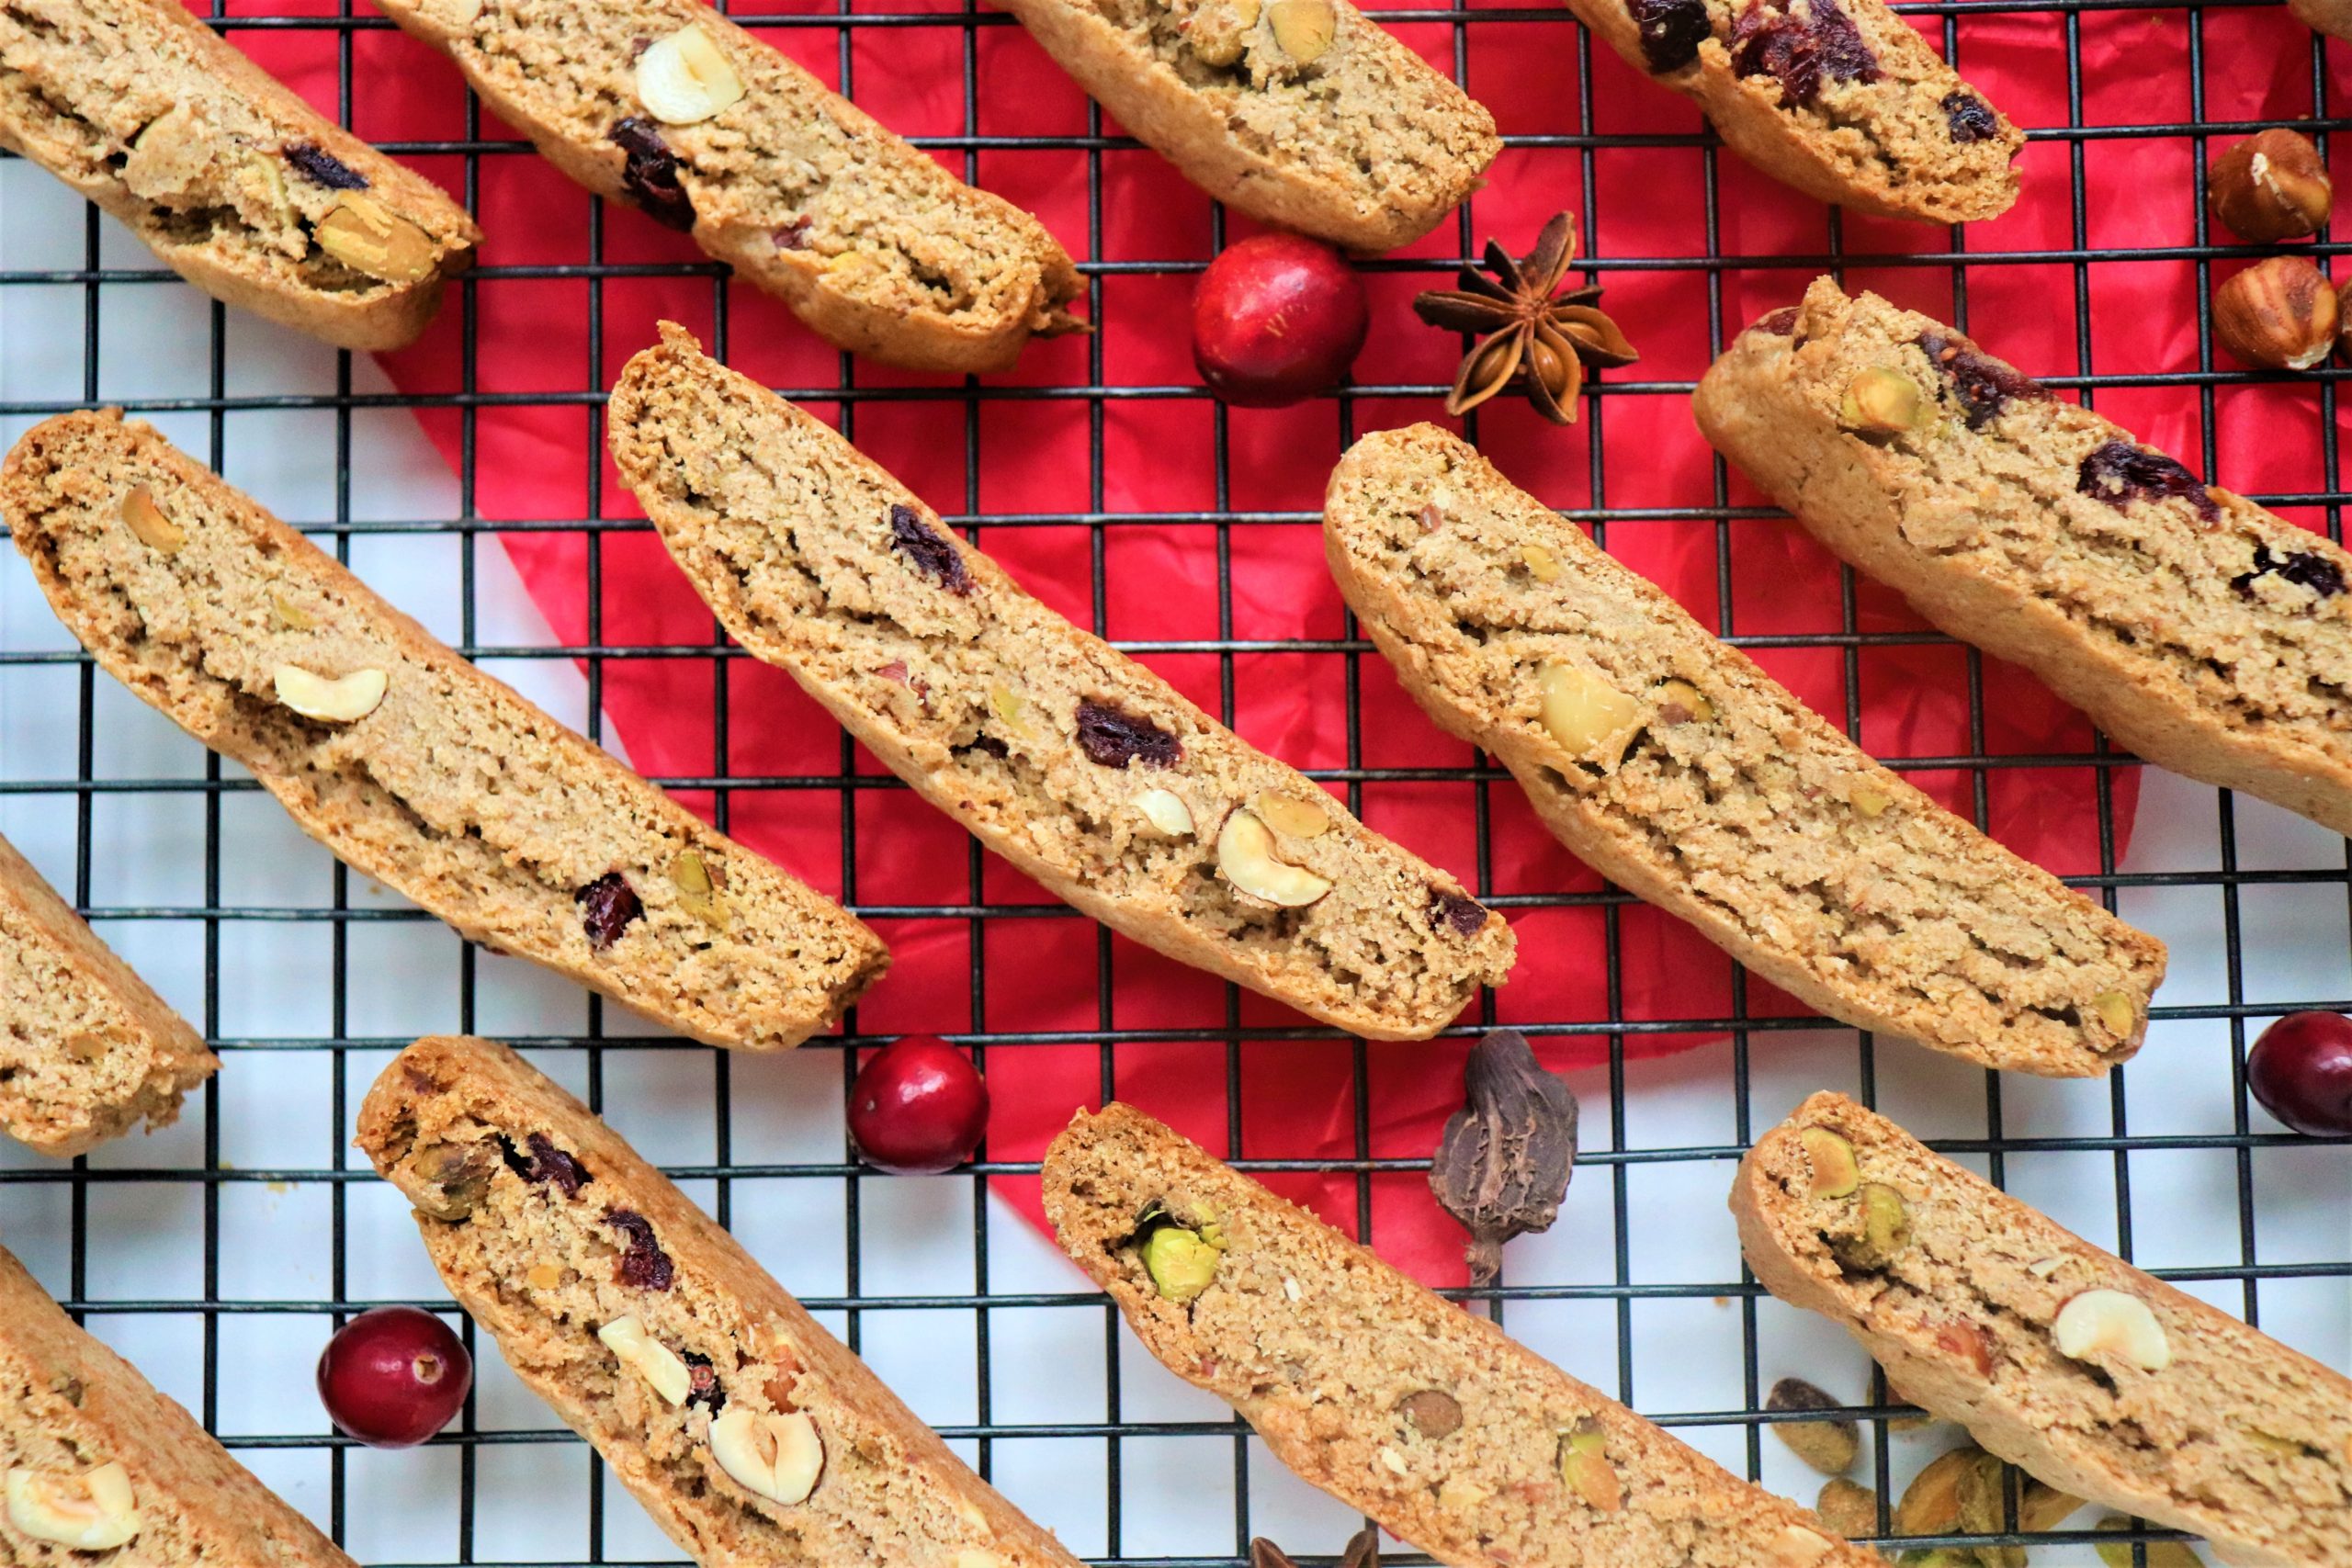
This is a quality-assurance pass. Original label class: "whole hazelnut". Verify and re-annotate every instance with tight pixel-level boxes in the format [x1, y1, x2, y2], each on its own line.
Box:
[2214, 255, 2337, 371]
[2209, 129, 2332, 244]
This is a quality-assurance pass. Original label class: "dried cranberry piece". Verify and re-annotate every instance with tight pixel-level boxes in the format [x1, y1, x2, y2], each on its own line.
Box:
[963, 735, 1011, 759]
[1915, 332, 2050, 430]
[502, 1133, 590, 1197]
[1627, 0, 1712, 72]
[2076, 441, 2220, 525]
[888, 504, 975, 595]
[1755, 306, 1804, 336]
[682, 1350, 726, 1410]
[608, 118, 695, 232]
[1728, 0, 1880, 109]
[2232, 544, 2346, 600]
[775, 217, 812, 250]
[1940, 92, 1999, 145]
[284, 142, 368, 190]
[1430, 889, 1491, 937]
[1074, 702, 1182, 769]
[605, 1208, 676, 1291]
[575, 873, 643, 952]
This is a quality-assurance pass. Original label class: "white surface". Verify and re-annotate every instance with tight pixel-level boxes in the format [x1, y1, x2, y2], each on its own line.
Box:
[0, 184, 2346, 1565]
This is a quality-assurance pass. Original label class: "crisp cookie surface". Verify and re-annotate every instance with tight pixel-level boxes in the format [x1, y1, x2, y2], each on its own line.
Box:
[606, 326, 1513, 1041]
[0, 831, 214, 1159]
[0, 0, 478, 350]
[1694, 277, 2352, 839]
[2, 411, 888, 1053]
[0, 1243, 358, 1565]
[1042, 1103, 1892, 1568]
[1733, 1092, 2352, 1568]
[1323, 423, 2164, 1077]
[356, 1035, 1088, 1568]
[374, 0, 1081, 373]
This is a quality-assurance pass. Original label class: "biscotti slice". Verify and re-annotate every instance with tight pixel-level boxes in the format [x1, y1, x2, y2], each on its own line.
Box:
[372, 0, 1080, 375]
[357, 1035, 1087, 1568]
[1696, 277, 2352, 840]
[995, 0, 1497, 250]
[608, 325, 1513, 1041]
[1043, 1102, 1890, 1568]
[0, 0, 478, 351]
[1323, 423, 2165, 1077]
[1563, 0, 2020, 223]
[3, 411, 888, 1052]
[0, 1242, 358, 1563]
[1733, 1092, 2352, 1568]
[0, 830, 215, 1159]
[2289, 0, 2352, 39]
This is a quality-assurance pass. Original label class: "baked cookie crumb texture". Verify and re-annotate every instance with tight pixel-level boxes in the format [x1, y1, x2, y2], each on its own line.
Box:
[0, 0, 479, 351]
[356, 1035, 1083, 1568]
[0, 1243, 359, 1564]
[1, 409, 888, 1054]
[1695, 276, 2352, 840]
[374, 0, 1082, 373]
[1563, 0, 2021, 222]
[607, 325, 1513, 1042]
[1042, 1103, 1887, 1568]
[1323, 422, 2164, 1077]
[1734, 1091, 2352, 1568]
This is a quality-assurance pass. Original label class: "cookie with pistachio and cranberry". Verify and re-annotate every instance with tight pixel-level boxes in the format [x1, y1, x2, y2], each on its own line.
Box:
[3, 410, 887, 1053]
[607, 324, 1513, 1041]
[0, 1242, 359, 1563]
[0, 829, 215, 1159]
[1735, 1092, 2352, 1568]
[1696, 276, 2352, 839]
[357, 1035, 1085, 1568]
[0, 0, 477, 351]
[1322, 422, 2164, 1077]
[1042, 1101, 1890, 1568]
[371, 0, 1081, 375]
[1564, 0, 2021, 224]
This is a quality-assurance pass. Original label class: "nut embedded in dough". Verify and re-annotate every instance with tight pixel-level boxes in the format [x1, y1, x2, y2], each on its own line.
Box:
[1216, 808, 1334, 908]
[4, 1462, 141, 1550]
[273, 663, 389, 723]
[636, 25, 747, 126]
[708, 1407, 824, 1505]
[2052, 1289, 2171, 1371]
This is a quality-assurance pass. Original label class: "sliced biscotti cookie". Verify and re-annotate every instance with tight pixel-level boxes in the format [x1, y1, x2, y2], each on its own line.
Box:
[1696, 277, 2352, 840]
[1044, 1103, 1889, 1568]
[608, 326, 1513, 1041]
[1324, 423, 2164, 1076]
[3, 411, 887, 1052]
[0, 0, 477, 352]
[996, 0, 1496, 250]
[2289, 0, 2352, 39]
[357, 1035, 1085, 1568]
[0, 831, 215, 1159]
[373, 0, 1080, 375]
[0, 1242, 358, 1563]
[1564, 0, 2020, 224]
[1734, 1092, 2352, 1568]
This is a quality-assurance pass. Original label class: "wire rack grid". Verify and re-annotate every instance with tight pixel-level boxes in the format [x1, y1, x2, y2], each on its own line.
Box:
[0, 1, 2347, 1566]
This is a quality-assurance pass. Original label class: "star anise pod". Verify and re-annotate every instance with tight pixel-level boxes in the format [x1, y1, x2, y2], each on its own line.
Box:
[1253, 1528, 1379, 1568]
[1412, 212, 1639, 425]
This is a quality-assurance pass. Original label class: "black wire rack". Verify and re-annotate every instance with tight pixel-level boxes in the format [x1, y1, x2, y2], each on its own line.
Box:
[0, 1, 2348, 1565]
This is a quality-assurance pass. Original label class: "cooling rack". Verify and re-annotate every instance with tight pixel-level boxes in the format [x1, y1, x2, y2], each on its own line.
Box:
[0, 0, 2348, 1564]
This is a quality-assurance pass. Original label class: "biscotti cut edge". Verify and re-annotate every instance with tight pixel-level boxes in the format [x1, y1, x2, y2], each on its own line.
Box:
[1043, 1102, 1892, 1568]
[2, 409, 888, 1052]
[356, 1034, 1089, 1568]
[1732, 1091, 2352, 1568]
[0, 830, 215, 1158]
[1322, 421, 2164, 1077]
[1694, 276, 2352, 840]
[373, 0, 1080, 374]
[0, 1243, 358, 1564]
[607, 324, 1513, 1042]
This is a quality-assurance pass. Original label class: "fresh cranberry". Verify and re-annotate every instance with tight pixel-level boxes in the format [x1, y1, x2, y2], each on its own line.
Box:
[849, 1035, 989, 1175]
[1191, 234, 1368, 408]
[2248, 1013, 2352, 1136]
[317, 1307, 472, 1448]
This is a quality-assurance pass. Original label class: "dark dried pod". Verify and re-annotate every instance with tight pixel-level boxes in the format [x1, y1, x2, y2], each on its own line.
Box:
[284, 141, 368, 190]
[1430, 1027, 1577, 1286]
[1252, 1528, 1377, 1568]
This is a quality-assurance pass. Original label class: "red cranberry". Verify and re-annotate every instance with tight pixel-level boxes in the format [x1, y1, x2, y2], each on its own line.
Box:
[317, 1307, 472, 1448]
[1191, 233, 1368, 409]
[2248, 1013, 2352, 1137]
[848, 1035, 989, 1175]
